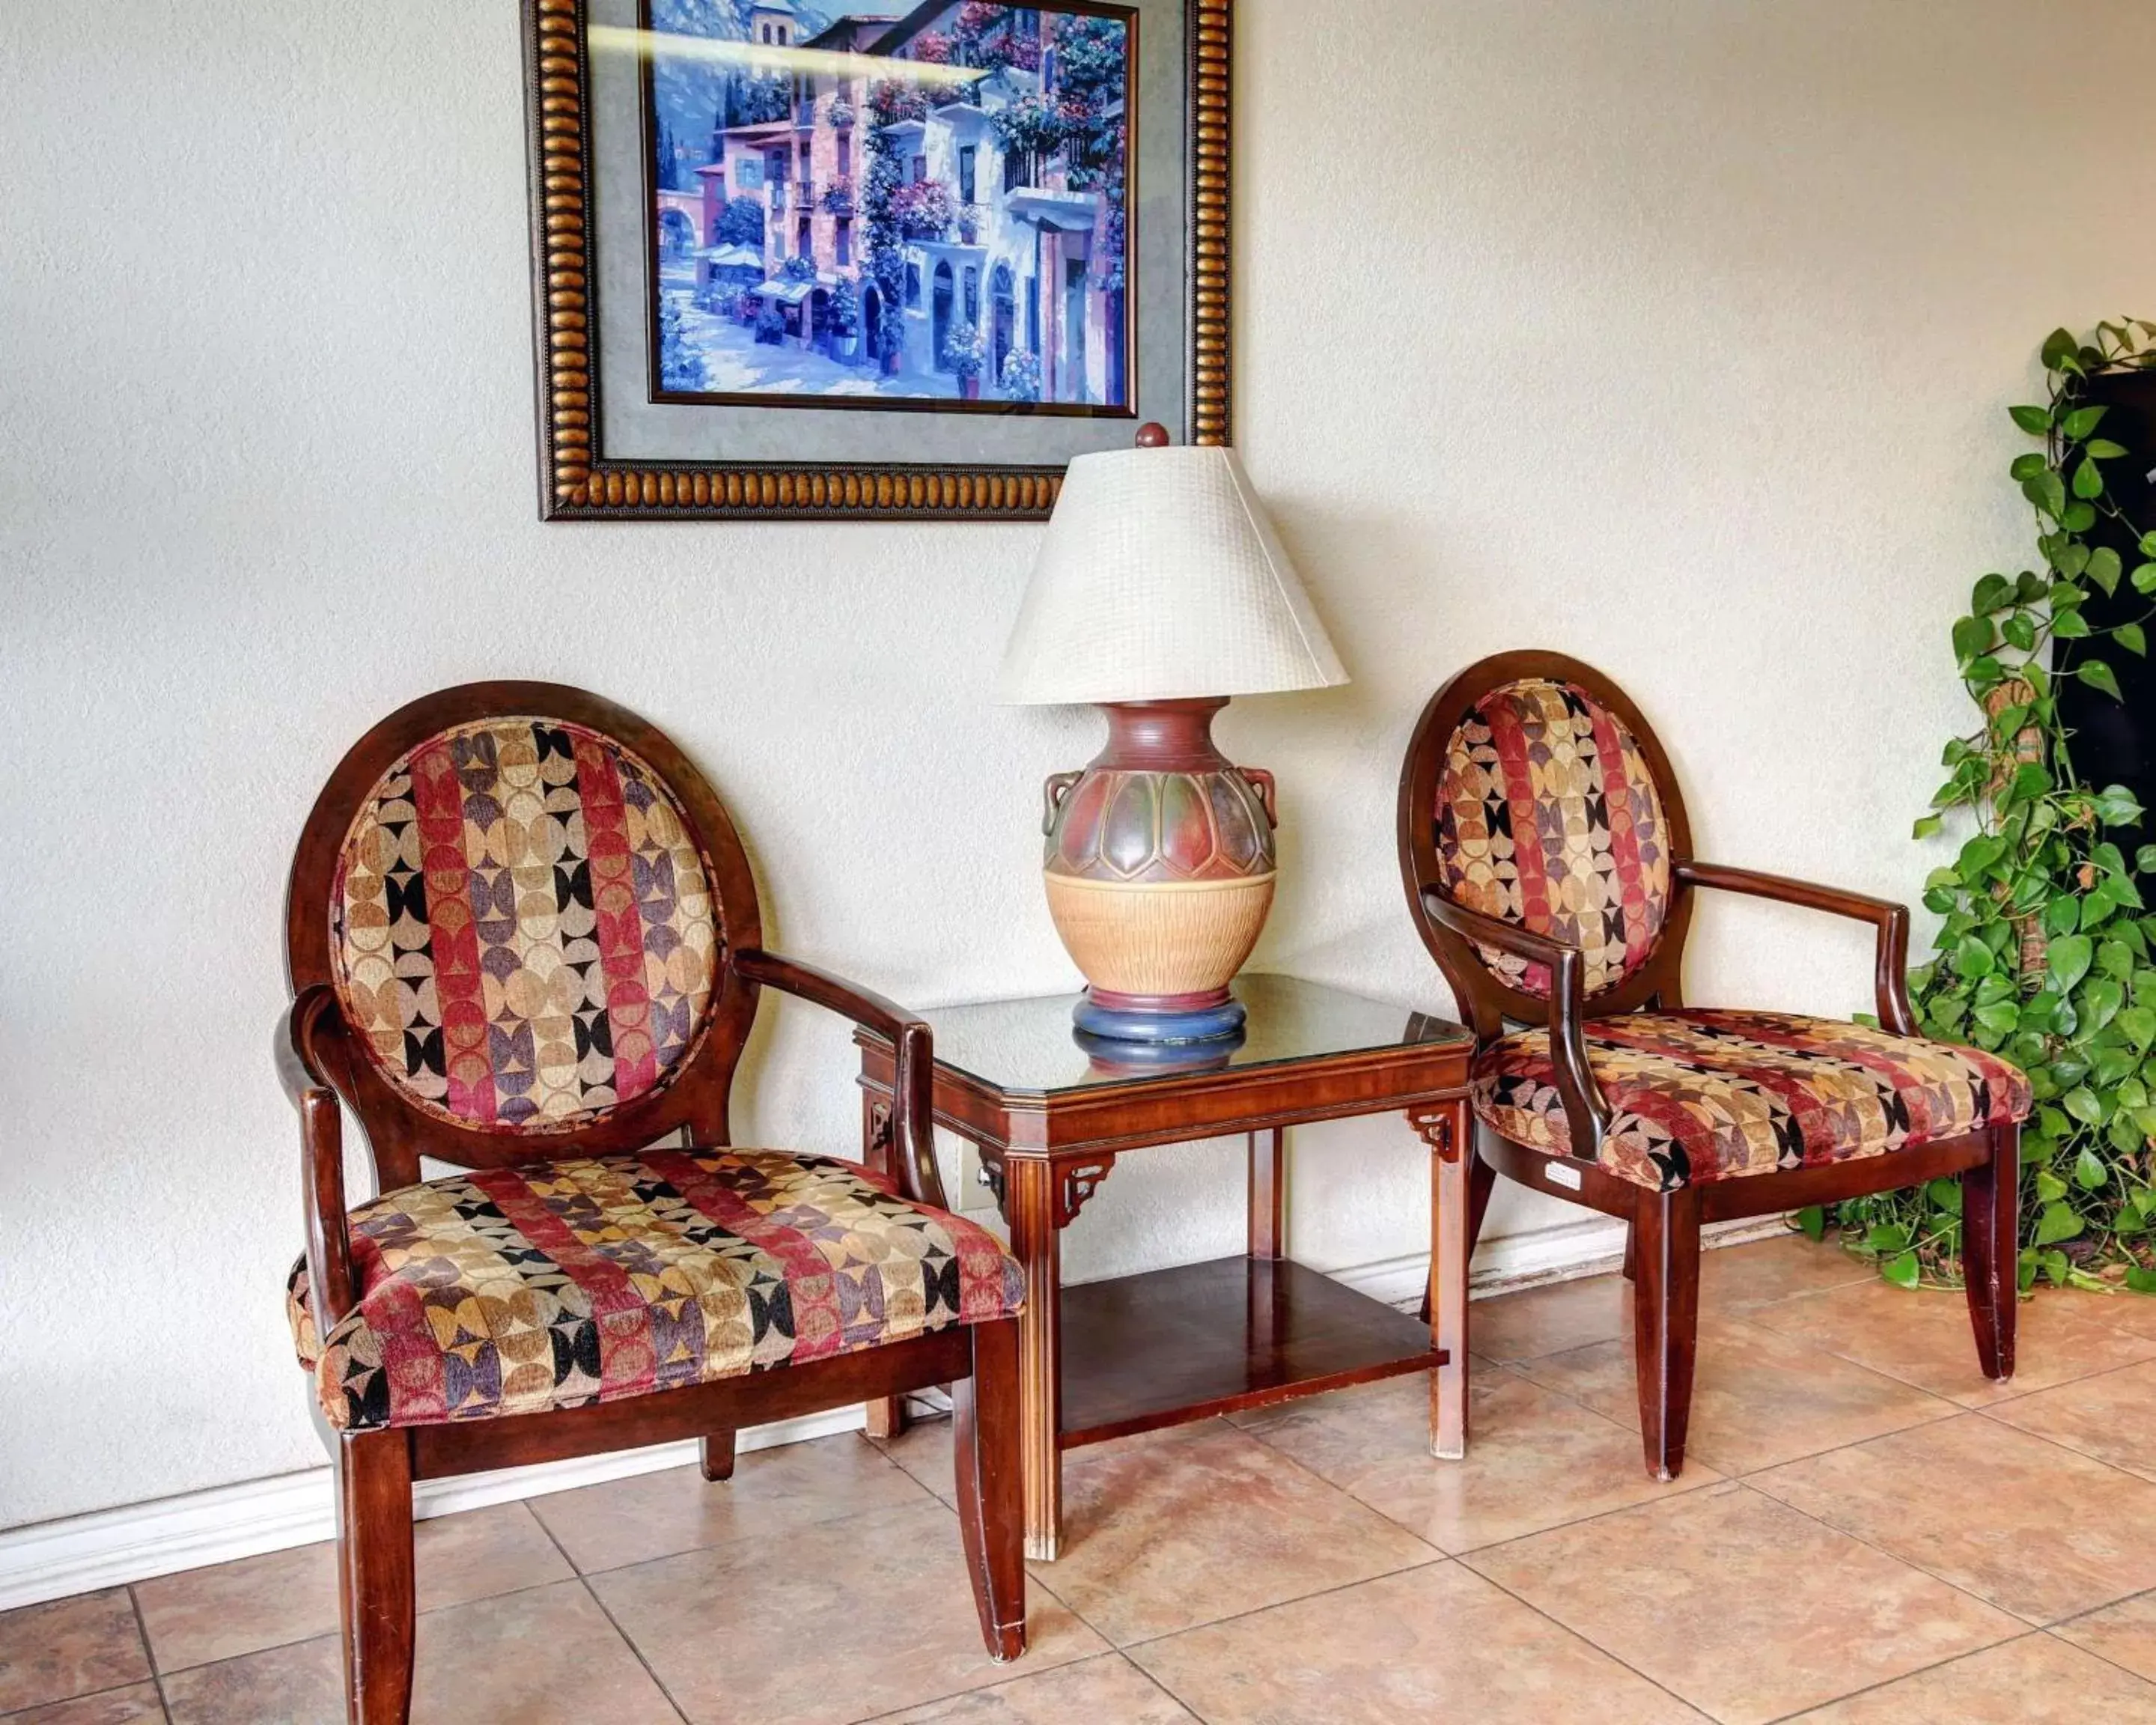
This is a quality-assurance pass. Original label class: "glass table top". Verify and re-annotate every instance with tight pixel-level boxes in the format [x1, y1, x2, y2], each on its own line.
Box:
[903, 973, 1470, 1098]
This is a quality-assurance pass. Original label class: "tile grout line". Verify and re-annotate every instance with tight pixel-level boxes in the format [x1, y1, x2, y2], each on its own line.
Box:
[522, 1497, 693, 1725]
[1753, 1628, 2053, 1724]
[2039, 1589, 2156, 1691]
[123, 1582, 172, 1721]
[1717, 1474, 2058, 1635]
[1727, 1409, 2156, 1625]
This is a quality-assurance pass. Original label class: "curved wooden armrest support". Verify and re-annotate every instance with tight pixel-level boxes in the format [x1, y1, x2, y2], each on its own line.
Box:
[1675, 861, 1915, 1035]
[1419, 889, 1610, 1160]
[278, 986, 358, 1328]
[732, 949, 948, 1211]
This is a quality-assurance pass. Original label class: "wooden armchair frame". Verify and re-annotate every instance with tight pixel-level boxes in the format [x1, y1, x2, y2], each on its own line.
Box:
[1398, 651, 2018, 1479]
[281, 683, 1023, 1724]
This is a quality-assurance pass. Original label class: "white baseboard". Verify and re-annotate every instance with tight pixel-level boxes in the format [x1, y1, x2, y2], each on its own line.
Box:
[0, 1217, 1791, 1613]
[0, 1402, 877, 1613]
[1333, 1211, 1793, 1311]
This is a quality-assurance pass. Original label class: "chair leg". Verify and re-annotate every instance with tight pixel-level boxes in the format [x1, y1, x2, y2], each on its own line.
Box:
[700, 1432, 737, 1482]
[1621, 1221, 1636, 1282]
[1961, 1122, 2020, 1383]
[336, 1429, 415, 1725]
[1631, 1185, 1702, 1482]
[1420, 1149, 1496, 1325]
[951, 1316, 1026, 1664]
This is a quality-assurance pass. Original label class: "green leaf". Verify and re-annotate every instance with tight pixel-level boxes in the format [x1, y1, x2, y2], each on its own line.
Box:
[2144, 532, 2156, 559]
[1926, 1178, 1962, 1214]
[2035, 1201, 2086, 1245]
[2100, 938, 2137, 978]
[2007, 761, 2049, 803]
[2127, 1268, 2156, 1295]
[2081, 659, 2125, 702]
[2054, 608, 2092, 639]
[2003, 614, 2038, 652]
[1972, 999, 2020, 1036]
[2134, 563, 2156, 596]
[2090, 547, 2125, 594]
[1866, 1222, 1912, 1254]
[2089, 439, 2131, 458]
[2064, 404, 2109, 440]
[2074, 457, 2106, 499]
[2011, 404, 2054, 434]
[1912, 814, 1943, 841]
[2065, 1083, 2106, 1125]
[1795, 1205, 1827, 1242]
[2042, 328, 2080, 368]
[1972, 574, 2015, 615]
[1952, 615, 1994, 660]
[2050, 932, 2095, 993]
[2086, 976, 2128, 1034]
[2076, 1146, 2112, 1190]
[2095, 782, 2144, 825]
[1882, 1250, 1921, 1289]
[2045, 894, 2082, 937]
[2010, 451, 2047, 481]
[2122, 622, 2149, 657]
[2035, 1167, 2070, 1202]
[1958, 834, 2008, 877]
[2065, 500, 2098, 533]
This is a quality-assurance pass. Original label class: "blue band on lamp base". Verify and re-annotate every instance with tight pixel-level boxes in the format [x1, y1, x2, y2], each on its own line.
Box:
[1071, 989, 1249, 1044]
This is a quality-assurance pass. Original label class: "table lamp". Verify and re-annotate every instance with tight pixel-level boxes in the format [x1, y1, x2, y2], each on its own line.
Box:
[996, 428, 1349, 1042]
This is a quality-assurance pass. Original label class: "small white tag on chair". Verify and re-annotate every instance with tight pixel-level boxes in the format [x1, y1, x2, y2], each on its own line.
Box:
[1544, 1160, 1583, 1190]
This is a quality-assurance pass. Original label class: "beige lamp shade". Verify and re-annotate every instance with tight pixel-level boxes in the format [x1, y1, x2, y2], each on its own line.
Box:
[996, 445, 1350, 705]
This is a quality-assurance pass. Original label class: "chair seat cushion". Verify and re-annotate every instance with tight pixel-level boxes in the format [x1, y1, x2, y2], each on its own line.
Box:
[1472, 1009, 2030, 1192]
[286, 1148, 1025, 1432]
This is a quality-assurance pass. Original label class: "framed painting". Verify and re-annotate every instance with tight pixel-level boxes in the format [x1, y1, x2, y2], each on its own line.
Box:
[522, 0, 1232, 521]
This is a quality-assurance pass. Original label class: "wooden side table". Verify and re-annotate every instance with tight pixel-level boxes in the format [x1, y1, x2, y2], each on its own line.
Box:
[854, 973, 1475, 1560]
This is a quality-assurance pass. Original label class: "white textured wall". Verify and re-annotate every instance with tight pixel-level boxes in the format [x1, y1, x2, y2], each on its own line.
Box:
[4, 0, 2154, 1530]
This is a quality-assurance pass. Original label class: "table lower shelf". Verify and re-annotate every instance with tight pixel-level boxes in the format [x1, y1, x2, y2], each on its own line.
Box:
[1056, 1256, 1443, 1449]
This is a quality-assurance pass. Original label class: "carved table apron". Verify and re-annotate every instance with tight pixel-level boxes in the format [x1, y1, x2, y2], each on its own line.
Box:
[853, 974, 1476, 1561]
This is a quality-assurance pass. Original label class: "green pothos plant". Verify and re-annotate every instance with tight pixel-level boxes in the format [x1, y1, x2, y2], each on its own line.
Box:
[1815, 322, 2156, 1297]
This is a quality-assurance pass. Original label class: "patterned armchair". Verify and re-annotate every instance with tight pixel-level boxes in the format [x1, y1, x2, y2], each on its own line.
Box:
[278, 684, 1027, 1724]
[1400, 652, 2031, 1480]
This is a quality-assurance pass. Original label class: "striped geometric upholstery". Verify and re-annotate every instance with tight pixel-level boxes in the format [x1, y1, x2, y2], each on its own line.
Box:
[1473, 1009, 2033, 1191]
[287, 1149, 1026, 1432]
[330, 717, 720, 1132]
[1431, 678, 1671, 998]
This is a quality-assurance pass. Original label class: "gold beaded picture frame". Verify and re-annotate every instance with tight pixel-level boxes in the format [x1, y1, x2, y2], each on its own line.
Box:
[523, 0, 1231, 522]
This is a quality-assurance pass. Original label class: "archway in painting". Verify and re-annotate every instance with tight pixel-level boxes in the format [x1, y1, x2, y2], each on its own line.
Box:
[990, 264, 1016, 390]
[931, 261, 954, 371]
[862, 285, 883, 371]
[659, 207, 695, 261]
[809, 288, 832, 355]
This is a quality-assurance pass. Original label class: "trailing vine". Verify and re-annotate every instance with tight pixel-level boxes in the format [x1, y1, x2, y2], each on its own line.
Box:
[1823, 322, 2156, 1298]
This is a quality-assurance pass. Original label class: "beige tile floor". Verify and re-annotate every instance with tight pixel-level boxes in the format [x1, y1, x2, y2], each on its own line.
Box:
[8, 1235, 2156, 1724]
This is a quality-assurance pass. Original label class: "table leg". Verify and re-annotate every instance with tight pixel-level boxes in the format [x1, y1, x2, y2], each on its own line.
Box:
[1004, 1156, 1063, 1561]
[1416, 1101, 1473, 1460]
[1247, 1128, 1285, 1261]
[860, 1091, 906, 1443]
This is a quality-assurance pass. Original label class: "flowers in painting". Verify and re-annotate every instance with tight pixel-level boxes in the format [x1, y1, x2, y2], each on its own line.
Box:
[999, 348, 1043, 402]
[943, 318, 987, 379]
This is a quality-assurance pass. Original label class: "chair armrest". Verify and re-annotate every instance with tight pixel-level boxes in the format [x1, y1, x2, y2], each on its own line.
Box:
[731, 949, 950, 1211]
[1419, 890, 1610, 1160]
[1675, 861, 1915, 1035]
[277, 987, 357, 1328]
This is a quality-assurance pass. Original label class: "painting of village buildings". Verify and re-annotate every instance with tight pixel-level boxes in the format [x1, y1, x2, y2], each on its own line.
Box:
[646, 0, 1133, 411]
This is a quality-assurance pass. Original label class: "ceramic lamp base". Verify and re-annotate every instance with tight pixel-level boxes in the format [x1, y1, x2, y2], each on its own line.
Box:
[1038, 699, 1282, 1044]
[1072, 988, 1249, 1044]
